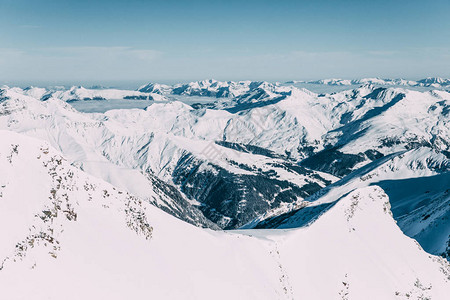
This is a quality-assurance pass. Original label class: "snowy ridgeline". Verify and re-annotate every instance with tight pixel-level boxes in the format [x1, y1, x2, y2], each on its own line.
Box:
[2, 76, 450, 104]
[287, 77, 450, 88]
[0, 131, 449, 299]
[0, 79, 449, 298]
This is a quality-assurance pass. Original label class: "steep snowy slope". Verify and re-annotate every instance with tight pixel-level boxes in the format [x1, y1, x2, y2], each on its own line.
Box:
[1, 82, 448, 254]
[300, 87, 450, 176]
[209, 84, 449, 167]
[1, 130, 449, 299]
[1, 83, 448, 231]
[8, 82, 446, 167]
[0, 88, 335, 229]
[174, 84, 448, 167]
[0, 89, 216, 229]
[252, 147, 450, 258]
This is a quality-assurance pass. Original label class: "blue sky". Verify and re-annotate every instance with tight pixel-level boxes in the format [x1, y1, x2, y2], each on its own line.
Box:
[0, 0, 449, 84]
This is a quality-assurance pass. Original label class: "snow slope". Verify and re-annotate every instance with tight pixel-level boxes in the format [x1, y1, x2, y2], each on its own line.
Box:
[299, 87, 450, 176]
[253, 147, 450, 258]
[0, 81, 450, 232]
[0, 88, 335, 229]
[0, 130, 449, 299]
[1, 81, 448, 256]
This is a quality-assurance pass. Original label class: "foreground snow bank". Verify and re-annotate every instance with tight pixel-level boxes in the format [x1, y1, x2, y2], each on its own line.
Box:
[0, 131, 448, 299]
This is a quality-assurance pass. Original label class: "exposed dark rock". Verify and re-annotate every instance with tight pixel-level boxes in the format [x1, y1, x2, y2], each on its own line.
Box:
[171, 153, 329, 229]
[364, 149, 384, 161]
[300, 147, 366, 177]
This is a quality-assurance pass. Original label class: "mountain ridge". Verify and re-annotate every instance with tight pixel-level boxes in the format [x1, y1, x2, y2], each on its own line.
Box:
[1, 130, 449, 299]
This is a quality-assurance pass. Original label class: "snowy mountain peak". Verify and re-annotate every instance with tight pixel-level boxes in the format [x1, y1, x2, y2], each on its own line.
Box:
[417, 77, 450, 85]
[138, 82, 171, 94]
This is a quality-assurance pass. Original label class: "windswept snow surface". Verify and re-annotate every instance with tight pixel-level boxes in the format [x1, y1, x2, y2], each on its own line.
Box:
[252, 147, 450, 257]
[0, 82, 449, 233]
[0, 87, 336, 229]
[0, 131, 449, 299]
[1, 78, 450, 298]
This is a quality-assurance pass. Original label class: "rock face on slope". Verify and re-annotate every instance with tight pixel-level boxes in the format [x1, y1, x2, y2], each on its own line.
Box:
[0, 131, 155, 271]
[170, 151, 329, 229]
[145, 173, 220, 229]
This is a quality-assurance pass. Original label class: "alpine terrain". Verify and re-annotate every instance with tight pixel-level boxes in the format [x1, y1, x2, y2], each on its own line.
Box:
[0, 79, 449, 299]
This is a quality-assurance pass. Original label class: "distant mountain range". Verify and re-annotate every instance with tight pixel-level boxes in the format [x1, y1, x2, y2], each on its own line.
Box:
[2, 77, 448, 105]
[287, 77, 450, 88]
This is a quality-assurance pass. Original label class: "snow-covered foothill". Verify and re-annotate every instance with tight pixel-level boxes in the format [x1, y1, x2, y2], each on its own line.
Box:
[0, 131, 449, 299]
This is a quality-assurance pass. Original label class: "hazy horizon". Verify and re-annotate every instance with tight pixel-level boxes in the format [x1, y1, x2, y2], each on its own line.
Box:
[2, 75, 449, 90]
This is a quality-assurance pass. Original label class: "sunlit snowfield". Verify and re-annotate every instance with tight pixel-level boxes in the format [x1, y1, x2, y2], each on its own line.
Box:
[1, 78, 450, 299]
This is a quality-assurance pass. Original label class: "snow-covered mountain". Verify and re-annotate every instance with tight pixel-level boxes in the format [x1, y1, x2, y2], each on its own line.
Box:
[0, 87, 336, 229]
[139, 79, 292, 102]
[171, 79, 257, 98]
[232, 84, 449, 258]
[2, 85, 168, 102]
[1, 78, 450, 298]
[137, 82, 172, 94]
[250, 147, 450, 256]
[417, 77, 450, 87]
[48, 86, 166, 101]
[287, 77, 450, 88]
[3, 80, 288, 104]
[5, 77, 449, 107]
[1, 130, 449, 299]
[1, 83, 448, 234]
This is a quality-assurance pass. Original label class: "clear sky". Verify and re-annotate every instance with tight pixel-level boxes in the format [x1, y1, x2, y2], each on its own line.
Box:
[0, 0, 449, 84]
